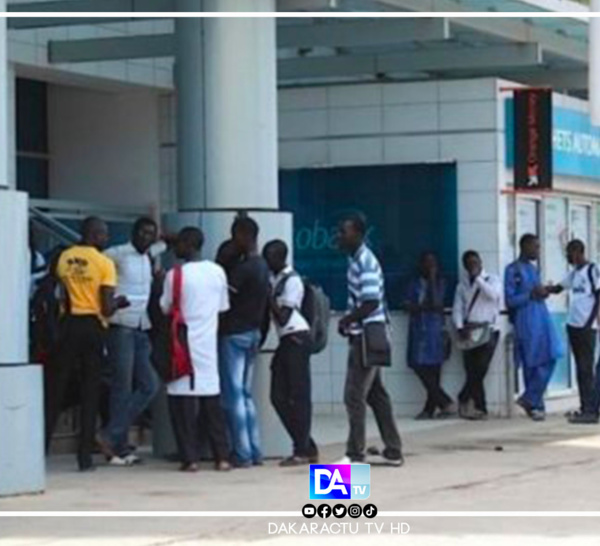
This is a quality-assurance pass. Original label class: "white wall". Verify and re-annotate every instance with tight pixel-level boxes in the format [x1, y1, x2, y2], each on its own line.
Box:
[48, 84, 161, 211]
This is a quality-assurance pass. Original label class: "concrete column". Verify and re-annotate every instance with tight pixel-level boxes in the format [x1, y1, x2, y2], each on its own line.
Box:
[203, 0, 279, 209]
[591, 1, 600, 126]
[175, 13, 206, 210]
[169, 4, 290, 458]
[0, 6, 45, 497]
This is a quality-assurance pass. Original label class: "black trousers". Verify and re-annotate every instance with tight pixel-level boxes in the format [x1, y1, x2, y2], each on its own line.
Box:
[567, 326, 597, 415]
[270, 334, 317, 458]
[45, 315, 105, 469]
[344, 337, 402, 461]
[458, 331, 500, 413]
[412, 365, 453, 415]
[168, 395, 230, 464]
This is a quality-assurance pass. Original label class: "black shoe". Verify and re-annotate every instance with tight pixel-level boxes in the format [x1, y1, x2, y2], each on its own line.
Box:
[415, 410, 434, 420]
[279, 455, 310, 468]
[78, 463, 97, 473]
[366, 450, 404, 467]
[232, 460, 253, 469]
[438, 403, 458, 419]
[569, 412, 599, 425]
[516, 397, 533, 417]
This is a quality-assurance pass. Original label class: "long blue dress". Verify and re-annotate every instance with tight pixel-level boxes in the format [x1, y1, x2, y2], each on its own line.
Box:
[504, 260, 564, 411]
[406, 277, 446, 368]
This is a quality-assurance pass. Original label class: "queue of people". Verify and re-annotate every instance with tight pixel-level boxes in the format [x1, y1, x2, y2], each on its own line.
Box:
[36, 211, 600, 473]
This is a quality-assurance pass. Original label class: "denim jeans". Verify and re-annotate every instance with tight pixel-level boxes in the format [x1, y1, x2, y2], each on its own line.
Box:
[104, 326, 160, 455]
[219, 329, 262, 464]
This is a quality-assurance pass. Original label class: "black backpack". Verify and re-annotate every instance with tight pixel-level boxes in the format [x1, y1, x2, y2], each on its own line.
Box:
[275, 273, 331, 354]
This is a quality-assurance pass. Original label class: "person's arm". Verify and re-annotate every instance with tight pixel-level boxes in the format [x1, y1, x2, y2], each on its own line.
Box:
[452, 283, 465, 331]
[504, 265, 533, 310]
[159, 270, 174, 315]
[219, 269, 230, 314]
[99, 260, 128, 318]
[149, 240, 168, 259]
[270, 276, 302, 327]
[339, 265, 380, 331]
[475, 274, 503, 301]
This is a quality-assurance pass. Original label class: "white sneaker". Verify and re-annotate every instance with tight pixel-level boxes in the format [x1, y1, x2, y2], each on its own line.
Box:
[108, 454, 141, 467]
[333, 456, 366, 465]
[108, 456, 132, 467]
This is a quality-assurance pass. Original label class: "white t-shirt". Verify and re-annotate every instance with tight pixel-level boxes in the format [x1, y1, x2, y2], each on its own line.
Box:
[271, 267, 310, 339]
[561, 263, 600, 329]
[160, 260, 230, 396]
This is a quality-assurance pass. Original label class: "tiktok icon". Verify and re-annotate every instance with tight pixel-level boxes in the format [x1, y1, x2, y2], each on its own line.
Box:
[363, 504, 378, 519]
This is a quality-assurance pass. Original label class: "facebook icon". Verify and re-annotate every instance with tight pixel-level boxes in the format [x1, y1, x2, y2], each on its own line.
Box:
[309, 464, 371, 500]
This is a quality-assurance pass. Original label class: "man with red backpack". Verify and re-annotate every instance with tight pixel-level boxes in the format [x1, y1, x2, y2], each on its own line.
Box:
[160, 227, 231, 472]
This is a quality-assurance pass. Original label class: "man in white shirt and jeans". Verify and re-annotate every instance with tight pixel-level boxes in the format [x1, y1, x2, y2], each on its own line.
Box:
[452, 250, 502, 420]
[264, 240, 318, 467]
[548, 239, 600, 424]
[98, 217, 166, 464]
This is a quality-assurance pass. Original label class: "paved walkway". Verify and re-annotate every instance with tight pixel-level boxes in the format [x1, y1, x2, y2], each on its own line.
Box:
[3, 415, 600, 544]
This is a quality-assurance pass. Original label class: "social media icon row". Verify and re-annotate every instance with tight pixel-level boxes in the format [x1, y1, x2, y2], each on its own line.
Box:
[302, 503, 378, 519]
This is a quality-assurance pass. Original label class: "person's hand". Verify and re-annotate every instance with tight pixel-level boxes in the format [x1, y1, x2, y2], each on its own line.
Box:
[338, 316, 351, 337]
[458, 328, 470, 341]
[116, 296, 131, 309]
[531, 286, 549, 300]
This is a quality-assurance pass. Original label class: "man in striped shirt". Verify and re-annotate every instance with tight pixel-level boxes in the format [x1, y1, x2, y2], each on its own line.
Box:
[337, 214, 403, 466]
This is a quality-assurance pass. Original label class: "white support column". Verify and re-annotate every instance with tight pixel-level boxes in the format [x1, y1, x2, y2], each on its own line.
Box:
[0, 4, 45, 497]
[203, 0, 278, 209]
[169, 3, 290, 458]
[591, 1, 600, 126]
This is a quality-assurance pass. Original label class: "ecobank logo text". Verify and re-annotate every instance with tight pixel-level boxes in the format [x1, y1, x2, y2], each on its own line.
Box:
[309, 464, 370, 500]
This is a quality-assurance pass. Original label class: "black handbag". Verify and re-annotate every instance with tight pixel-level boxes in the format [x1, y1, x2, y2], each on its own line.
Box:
[361, 322, 392, 368]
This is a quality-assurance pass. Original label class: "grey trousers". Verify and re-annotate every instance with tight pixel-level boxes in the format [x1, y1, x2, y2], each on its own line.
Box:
[344, 337, 402, 461]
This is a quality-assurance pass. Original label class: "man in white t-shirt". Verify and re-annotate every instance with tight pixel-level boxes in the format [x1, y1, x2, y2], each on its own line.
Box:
[160, 227, 231, 472]
[263, 240, 318, 467]
[549, 239, 600, 424]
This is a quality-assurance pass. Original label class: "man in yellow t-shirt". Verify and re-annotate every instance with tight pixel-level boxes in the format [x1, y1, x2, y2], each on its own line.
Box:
[46, 217, 129, 472]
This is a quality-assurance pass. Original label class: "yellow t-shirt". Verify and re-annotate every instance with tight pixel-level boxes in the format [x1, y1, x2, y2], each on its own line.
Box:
[57, 245, 117, 322]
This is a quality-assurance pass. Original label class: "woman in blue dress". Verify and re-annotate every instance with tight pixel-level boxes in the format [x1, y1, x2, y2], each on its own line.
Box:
[404, 252, 456, 420]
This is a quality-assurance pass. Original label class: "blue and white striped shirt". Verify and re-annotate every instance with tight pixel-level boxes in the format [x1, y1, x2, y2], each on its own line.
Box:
[347, 244, 386, 334]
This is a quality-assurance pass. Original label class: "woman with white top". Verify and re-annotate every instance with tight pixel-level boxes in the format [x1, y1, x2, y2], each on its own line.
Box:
[452, 250, 502, 420]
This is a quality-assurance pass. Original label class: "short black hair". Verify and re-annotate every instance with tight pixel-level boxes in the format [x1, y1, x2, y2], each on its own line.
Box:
[232, 216, 259, 241]
[519, 233, 538, 249]
[263, 239, 288, 261]
[341, 213, 367, 236]
[81, 216, 105, 239]
[567, 239, 585, 254]
[178, 227, 204, 251]
[132, 216, 157, 237]
[462, 250, 481, 267]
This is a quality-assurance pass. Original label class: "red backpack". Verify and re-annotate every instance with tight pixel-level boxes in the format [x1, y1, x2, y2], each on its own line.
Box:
[169, 265, 194, 388]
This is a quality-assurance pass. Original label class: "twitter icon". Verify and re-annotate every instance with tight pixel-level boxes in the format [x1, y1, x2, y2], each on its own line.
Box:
[333, 504, 348, 519]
